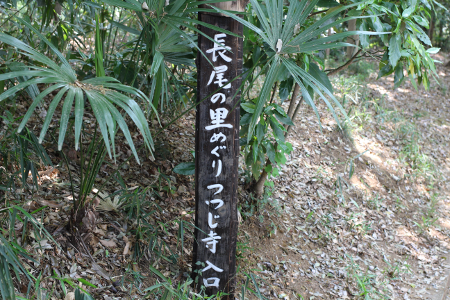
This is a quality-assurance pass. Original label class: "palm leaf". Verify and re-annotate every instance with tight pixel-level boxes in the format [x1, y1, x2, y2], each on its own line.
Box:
[0, 17, 155, 162]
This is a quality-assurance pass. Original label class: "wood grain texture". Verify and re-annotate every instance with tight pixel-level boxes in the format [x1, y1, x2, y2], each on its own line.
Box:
[192, 12, 243, 298]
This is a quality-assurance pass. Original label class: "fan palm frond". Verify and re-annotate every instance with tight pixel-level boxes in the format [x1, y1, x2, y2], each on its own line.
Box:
[0, 16, 155, 163]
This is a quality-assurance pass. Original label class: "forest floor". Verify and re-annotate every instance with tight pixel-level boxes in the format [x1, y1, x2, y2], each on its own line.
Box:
[2, 53, 450, 300]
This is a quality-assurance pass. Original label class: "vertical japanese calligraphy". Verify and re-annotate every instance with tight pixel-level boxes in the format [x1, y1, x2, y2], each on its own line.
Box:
[193, 11, 243, 299]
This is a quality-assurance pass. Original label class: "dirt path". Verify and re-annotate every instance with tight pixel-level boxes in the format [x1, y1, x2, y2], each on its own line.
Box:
[235, 54, 450, 299]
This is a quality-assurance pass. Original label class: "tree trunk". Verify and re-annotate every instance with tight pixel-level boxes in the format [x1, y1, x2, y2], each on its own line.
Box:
[346, 19, 359, 58]
[285, 97, 304, 139]
[253, 165, 269, 198]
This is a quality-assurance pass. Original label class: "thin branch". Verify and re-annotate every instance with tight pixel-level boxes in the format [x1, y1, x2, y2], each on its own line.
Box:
[309, 9, 329, 17]
[326, 49, 362, 76]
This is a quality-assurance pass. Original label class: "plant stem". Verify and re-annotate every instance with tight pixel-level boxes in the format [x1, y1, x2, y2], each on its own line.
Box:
[285, 96, 304, 139]
[286, 83, 300, 120]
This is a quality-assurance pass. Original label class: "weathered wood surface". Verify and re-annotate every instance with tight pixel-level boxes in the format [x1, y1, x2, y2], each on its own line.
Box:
[200, 0, 247, 16]
[192, 12, 243, 298]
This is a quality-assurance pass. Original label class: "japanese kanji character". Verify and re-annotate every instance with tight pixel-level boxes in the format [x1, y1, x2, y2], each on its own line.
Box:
[205, 108, 233, 131]
[212, 159, 222, 177]
[205, 199, 224, 209]
[201, 230, 221, 253]
[203, 277, 220, 288]
[210, 132, 226, 143]
[202, 260, 223, 273]
[207, 184, 223, 195]
[206, 34, 232, 62]
[211, 93, 226, 104]
[207, 65, 231, 89]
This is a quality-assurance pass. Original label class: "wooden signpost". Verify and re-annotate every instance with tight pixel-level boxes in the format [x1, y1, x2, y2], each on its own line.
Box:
[193, 1, 245, 298]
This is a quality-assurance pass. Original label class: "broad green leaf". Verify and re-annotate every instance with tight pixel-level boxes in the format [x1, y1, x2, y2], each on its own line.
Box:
[402, 0, 417, 18]
[173, 162, 195, 175]
[278, 77, 294, 101]
[389, 34, 402, 67]
[426, 47, 440, 54]
[412, 15, 429, 28]
[308, 63, 333, 93]
[317, 0, 340, 7]
[269, 116, 285, 143]
[241, 103, 256, 113]
[274, 111, 294, 126]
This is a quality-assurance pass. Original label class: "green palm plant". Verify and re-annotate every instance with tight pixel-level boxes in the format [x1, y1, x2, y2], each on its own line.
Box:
[214, 0, 386, 137]
[101, 0, 240, 112]
[0, 16, 154, 163]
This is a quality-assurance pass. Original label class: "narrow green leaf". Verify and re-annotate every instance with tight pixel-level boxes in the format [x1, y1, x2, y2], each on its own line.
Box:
[39, 87, 69, 144]
[77, 278, 97, 289]
[17, 83, 65, 133]
[248, 58, 279, 138]
[85, 91, 112, 159]
[58, 88, 76, 150]
[0, 77, 61, 103]
[74, 88, 84, 150]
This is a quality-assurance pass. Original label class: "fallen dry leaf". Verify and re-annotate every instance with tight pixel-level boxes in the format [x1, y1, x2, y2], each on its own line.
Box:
[100, 239, 117, 248]
[36, 199, 63, 208]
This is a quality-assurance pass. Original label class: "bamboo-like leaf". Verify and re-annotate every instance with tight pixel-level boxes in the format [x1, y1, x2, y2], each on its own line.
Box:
[39, 87, 70, 144]
[282, 57, 347, 125]
[58, 88, 76, 150]
[82, 77, 120, 85]
[97, 94, 141, 164]
[0, 33, 61, 73]
[210, 4, 270, 46]
[105, 91, 154, 152]
[100, 0, 141, 11]
[280, 0, 309, 43]
[13, 16, 76, 80]
[74, 88, 84, 150]
[0, 77, 61, 103]
[248, 57, 279, 137]
[108, 19, 141, 35]
[17, 84, 65, 133]
[95, 14, 105, 78]
[0, 70, 55, 81]
[85, 91, 112, 158]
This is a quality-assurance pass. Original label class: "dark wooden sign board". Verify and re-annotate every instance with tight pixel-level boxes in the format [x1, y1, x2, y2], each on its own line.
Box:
[192, 9, 244, 298]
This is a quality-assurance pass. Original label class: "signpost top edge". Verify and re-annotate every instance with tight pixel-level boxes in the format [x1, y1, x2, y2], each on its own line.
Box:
[201, 0, 248, 15]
